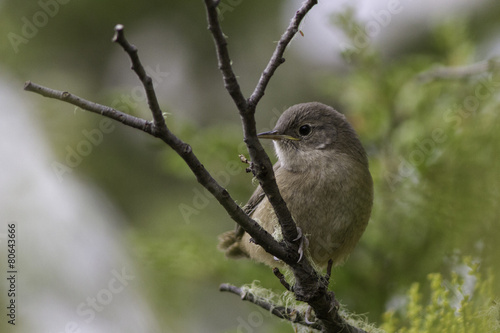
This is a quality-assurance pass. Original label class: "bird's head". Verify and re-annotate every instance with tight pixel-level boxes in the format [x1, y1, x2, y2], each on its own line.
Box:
[258, 102, 368, 172]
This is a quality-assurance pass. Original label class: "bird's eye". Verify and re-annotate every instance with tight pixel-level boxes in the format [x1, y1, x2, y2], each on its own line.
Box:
[299, 124, 312, 136]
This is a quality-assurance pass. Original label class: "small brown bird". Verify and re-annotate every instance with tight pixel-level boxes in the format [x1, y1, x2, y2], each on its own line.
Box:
[219, 102, 373, 268]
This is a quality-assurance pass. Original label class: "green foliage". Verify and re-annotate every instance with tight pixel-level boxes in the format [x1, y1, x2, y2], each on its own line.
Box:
[241, 259, 499, 333]
[230, 259, 500, 333]
[323, 7, 500, 323]
[381, 258, 499, 333]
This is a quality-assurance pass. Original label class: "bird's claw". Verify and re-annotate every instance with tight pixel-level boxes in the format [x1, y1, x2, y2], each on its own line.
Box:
[293, 227, 303, 242]
[294, 227, 309, 263]
[304, 306, 316, 324]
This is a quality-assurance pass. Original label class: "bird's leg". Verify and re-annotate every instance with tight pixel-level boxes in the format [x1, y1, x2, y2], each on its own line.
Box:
[293, 227, 309, 263]
[322, 259, 340, 313]
[324, 259, 334, 284]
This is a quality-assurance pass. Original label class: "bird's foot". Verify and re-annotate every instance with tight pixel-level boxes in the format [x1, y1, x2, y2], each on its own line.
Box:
[304, 306, 316, 324]
[294, 227, 309, 263]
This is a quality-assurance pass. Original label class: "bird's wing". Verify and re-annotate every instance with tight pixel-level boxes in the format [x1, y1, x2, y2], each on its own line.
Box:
[218, 161, 281, 258]
[234, 160, 281, 238]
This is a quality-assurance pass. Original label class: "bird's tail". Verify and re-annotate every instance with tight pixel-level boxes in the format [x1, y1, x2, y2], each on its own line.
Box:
[218, 230, 249, 259]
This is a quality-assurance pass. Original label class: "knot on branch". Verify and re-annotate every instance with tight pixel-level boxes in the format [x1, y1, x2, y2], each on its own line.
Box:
[182, 144, 192, 155]
[252, 162, 269, 179]
[293, 277, 327, 304]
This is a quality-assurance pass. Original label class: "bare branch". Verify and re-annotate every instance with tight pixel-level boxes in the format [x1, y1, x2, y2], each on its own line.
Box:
[203, 0, 318, 264]
[112, 24, 167, 133]
[248, 0, 318, 108]
[202, 2, 369, 332]
[219, 283, 324, 331]
[273, 267, 292, 291]
[24, 83, 287, 260]
[24, 31, 290, 265]
[220, 283, 368, 333]
[204, 0, 247, 112]
[24, 81, 152, 133]
[25, 2, 369, 331]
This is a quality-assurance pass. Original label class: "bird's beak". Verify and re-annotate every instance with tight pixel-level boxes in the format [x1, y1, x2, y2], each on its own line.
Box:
[257, 130, 300, 141]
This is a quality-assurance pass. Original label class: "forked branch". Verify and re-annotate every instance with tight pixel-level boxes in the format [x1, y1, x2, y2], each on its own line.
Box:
[24, 2, 368, 332]
[25, 26, 288, 264]
[220, 283, 324, 331]
[204, 0, 319, 263]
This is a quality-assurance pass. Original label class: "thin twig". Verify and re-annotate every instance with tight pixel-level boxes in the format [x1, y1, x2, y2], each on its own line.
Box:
[205, 0, 299, 258]
[24, 34, 289, 265]
[24, 2, 368, 331]
[273, 267, 292, 291]
[203, 2, 371, 332]
[112, 24, 167, 133]
[245, 1, 318, 244]
[24, 81, 152, 132]
[220, 283, 323, 331]
[204, 0, 247, 112]
[248, 0, 318, 108]
[203, 0, 319, 264]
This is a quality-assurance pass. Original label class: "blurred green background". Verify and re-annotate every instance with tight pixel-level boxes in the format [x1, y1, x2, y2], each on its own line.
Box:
[1, 0, 499, 332]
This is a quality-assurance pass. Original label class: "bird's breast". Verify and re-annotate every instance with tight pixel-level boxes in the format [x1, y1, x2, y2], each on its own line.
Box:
[274, 158, 373, 264]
